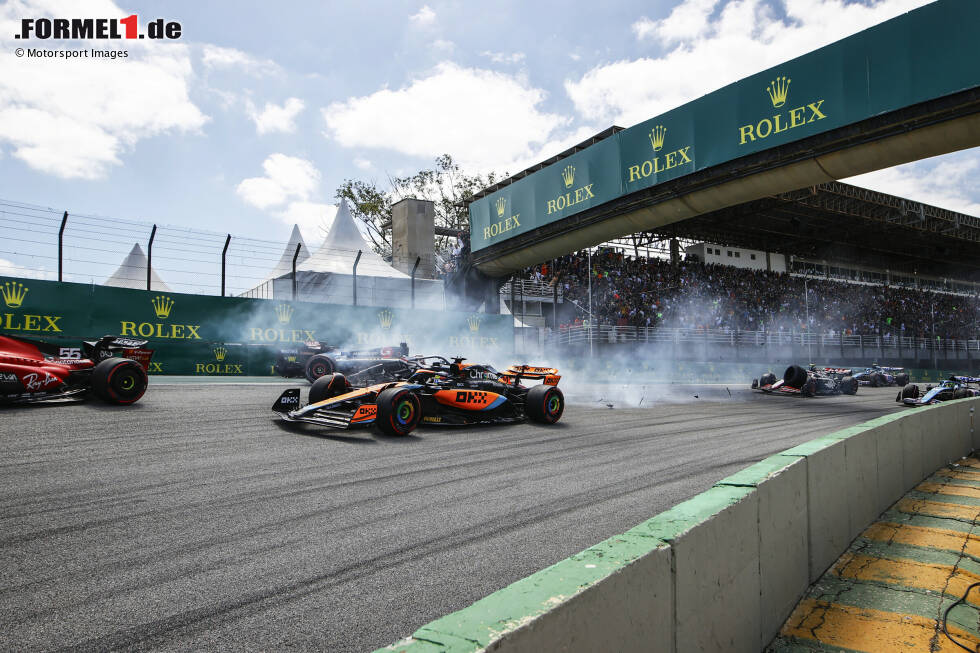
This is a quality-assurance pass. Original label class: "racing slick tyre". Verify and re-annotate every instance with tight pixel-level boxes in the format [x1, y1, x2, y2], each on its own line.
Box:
[376, 387, 422, 436]
[954, 388, 969, 400]
[783, 365, 808, 388]
[760, 372, 777, 387]
[840, 376, 858, 395]
[309, 373, 350, 404]
[526, 384, 565, 424]
[304, 355, 335, 383]
[801, 379, 817, 397]
[900, 384, 920, 401]
[895, 373, 910, 387]
[91, 357, 148, 405]
[751, 379, 758, 389]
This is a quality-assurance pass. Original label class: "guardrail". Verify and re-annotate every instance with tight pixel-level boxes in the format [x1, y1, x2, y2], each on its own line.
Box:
[499, 278, 562, 300]
[548, 324, 980, 353]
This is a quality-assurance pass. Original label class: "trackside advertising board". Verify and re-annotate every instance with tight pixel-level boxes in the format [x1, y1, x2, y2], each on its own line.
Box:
[0, 276, 511, 375]
[469, 0, 980, 251]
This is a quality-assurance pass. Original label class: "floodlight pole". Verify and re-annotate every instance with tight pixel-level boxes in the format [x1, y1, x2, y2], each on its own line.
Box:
[221, 234, 231, 297]
[146, 224, 157, 291]
[804, 276, 811, 362]
[352, 250, 362, 306]
[588, 249, 593, 359]
[58, 211, 68, 282]
[291, 242, 301, 300]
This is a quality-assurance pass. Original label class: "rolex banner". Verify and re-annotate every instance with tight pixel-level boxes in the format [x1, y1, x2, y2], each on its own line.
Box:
[0, 277, 512, 375]
[470, 0, 979, 251]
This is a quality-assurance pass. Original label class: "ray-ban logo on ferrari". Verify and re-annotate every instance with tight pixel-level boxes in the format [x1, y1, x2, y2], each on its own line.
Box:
[14, 16, 182, 40]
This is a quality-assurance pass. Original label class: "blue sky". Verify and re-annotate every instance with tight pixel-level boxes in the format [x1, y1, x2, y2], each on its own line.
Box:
[0, 0, 976, 290]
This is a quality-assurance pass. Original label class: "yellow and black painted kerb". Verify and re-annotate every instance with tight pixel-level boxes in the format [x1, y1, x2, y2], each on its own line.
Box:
[770, 458, 980, 652]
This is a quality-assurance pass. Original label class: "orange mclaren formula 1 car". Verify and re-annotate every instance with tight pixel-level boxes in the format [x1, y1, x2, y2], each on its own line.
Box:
[271, 357, 565, 436]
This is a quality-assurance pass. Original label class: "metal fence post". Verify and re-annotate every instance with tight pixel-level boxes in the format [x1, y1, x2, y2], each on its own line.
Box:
[291, 242, 301, 300]
[411, 256, 420, 309]
[221, 234, 231, 297]
[58, 211, 68, 282]
[352, 250, 362, 306]
[146, 224, 157, 291]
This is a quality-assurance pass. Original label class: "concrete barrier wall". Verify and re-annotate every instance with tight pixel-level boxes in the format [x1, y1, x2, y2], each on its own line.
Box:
[379, 398, 979, 653]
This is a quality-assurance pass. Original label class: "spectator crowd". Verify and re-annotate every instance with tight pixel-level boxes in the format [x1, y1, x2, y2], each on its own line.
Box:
[540, 250, 979, 340]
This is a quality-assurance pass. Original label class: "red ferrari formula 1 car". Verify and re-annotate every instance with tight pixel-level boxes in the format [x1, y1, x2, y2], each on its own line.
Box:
[0, 334, 153, 405]
[272, 357, 565, 436]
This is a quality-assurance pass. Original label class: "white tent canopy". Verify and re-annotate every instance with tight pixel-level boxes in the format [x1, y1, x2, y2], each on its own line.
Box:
[299, 200, 408, 278]
[104, 243, 171, 291]
[262, 224, 310, 284]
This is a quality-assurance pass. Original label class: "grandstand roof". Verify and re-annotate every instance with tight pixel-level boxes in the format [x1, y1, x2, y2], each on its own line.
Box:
[650, 181, 980, 281]
[299, 200, 408, 278]
[104, 243, 172, 291]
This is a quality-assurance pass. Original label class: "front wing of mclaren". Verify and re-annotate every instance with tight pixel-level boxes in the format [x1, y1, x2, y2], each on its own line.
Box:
[273, 382, 415, 429]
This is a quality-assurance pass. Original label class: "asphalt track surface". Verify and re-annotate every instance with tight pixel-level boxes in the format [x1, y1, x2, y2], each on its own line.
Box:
[1, 381, 905, 652]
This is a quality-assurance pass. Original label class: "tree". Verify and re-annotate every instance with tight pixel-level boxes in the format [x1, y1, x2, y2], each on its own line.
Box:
[336, 154, 506, 261]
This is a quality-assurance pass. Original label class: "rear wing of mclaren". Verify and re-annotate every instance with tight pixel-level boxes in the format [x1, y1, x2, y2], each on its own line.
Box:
[500, 365, 560, 386]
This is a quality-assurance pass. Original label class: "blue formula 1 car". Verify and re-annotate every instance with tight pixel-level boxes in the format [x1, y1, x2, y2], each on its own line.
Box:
[897, 376, 980, 406]
[852, 364, 909, 387]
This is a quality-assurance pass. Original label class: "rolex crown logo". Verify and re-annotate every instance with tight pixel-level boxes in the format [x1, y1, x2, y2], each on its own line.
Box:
[766, 76, 791, 108]
[466, 314, 481, 333]
[495, 197, 506, 218]
[1, 281, 28, 308]
[561, 165, 575, 188]
[151, 295, 174, 319]
[213, 346, 227, 362]
[378, 309, 394, 330]
[275, 303, 294, 324]
[648, 125, 667, 152]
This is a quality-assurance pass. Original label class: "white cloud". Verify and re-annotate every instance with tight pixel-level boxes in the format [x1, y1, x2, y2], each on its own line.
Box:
[481, 51, 526, 65]
[632, 0, 719, 45]
[844, 151, 980, 218]
[277, 201, 338, 241]
[247, 98, 306, 135]
[353, 157, 373, 170]
[237, 154, 321, 210]
[0, 1, 207, 180]
[0, 257, 54, 280]
[410, 5, 436, 26]
[566, 0, 932, 126]
[322, 62, 568, 171]
[201, 44, 278, 76]
[432, 39, 455, 52]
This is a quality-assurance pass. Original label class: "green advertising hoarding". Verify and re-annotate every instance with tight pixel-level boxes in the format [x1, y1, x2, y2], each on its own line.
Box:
[470, 0, 979, 252]
[0, 276, 512, 375]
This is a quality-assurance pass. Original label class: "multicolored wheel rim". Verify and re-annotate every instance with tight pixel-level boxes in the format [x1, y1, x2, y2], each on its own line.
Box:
[544, 392, 562, 420]
[395, 397, 416, 426]
[312, 363, 328, 378]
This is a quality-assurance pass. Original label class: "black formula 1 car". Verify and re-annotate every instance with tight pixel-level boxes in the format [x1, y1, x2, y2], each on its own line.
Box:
[272, 357, 564, 436]
[0, 333, 153, 405]
[752, 364, 857, 397]
[852, 364, 910, 387]
[274, 341, 411, 384]
[896, 376, 980, 406]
